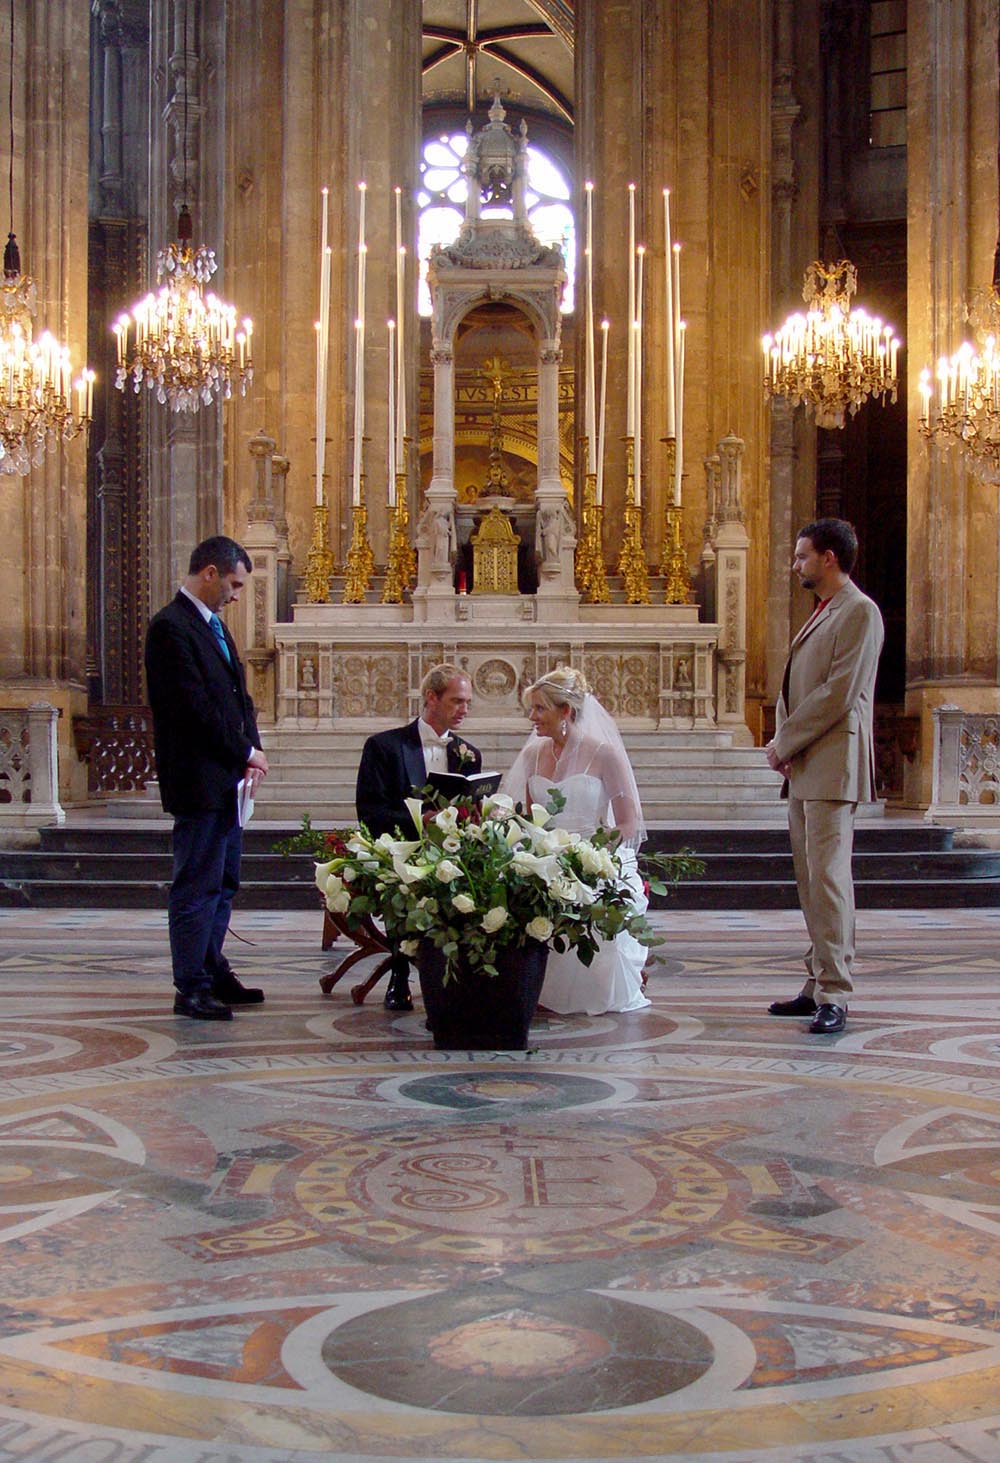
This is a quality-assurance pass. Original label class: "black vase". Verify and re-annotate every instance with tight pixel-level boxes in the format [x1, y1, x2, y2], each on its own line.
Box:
[416, 937, 549, 1051]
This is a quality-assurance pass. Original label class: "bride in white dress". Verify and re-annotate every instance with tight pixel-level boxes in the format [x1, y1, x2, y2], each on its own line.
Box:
[501, 667, 651, 1015]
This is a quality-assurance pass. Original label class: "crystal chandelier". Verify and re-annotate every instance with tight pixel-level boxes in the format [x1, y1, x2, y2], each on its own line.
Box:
[113, 4, 252, 415]
[0, 0, 92, 476]
[113, 203, 253, 413]
[762, 260, 901, 430]
[918, 276, 1000, 484]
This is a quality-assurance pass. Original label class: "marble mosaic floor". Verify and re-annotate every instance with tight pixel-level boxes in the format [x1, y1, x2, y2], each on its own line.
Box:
[2, 905, 1000, 1462]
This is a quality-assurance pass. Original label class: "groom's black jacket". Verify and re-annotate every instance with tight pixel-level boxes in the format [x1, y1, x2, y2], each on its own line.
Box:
[355, 719, 482, 838]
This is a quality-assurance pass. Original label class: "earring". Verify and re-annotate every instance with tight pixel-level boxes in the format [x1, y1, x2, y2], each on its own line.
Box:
[559, 719, 568, 738]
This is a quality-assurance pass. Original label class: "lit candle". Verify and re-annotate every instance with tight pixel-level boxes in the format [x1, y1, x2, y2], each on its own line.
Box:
[663, 188, 675, 438]
[635, 243, 645, 505]
[674, 321, 686, 506]
[918, 367, 931, 425]
[584, 180, 596, 473]
[596, 318, 609, 505]
[387, 318, 396, 506]
[627, 183, 636, 437]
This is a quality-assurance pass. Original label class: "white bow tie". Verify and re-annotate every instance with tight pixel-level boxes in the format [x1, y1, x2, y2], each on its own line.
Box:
[425, 732, 451, 747]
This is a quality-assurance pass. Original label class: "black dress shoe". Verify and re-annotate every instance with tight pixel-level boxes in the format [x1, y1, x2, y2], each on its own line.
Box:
[808, 1003, 847, 1034]
[211, 972, 265, 1005]
[384, 975, 414, 1011]
[173, 991, 233, 1021]
[768, 993, 818, 1017]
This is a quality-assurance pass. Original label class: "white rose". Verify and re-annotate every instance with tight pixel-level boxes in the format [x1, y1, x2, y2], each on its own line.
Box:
[484, 793, 515, 820]
[434, 859, 461, 882]
[434, 806, 459, 833]
[481, 905, 508, 933]
[341, 865, 356, 883]
[526, 916, 554, 941]
[325, 886, 351, 914]
[452, 893, 476, 914]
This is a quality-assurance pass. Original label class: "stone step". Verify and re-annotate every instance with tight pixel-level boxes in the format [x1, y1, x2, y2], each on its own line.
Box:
[1, 817, 992, 912]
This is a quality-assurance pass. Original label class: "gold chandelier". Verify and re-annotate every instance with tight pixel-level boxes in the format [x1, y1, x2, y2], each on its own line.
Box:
[918, 280, 1000, 484]
[0, 0, 92, 476]
[114, 4, 252, 415]
[113, 204, 252, 413]
[763, 260, 900, 429]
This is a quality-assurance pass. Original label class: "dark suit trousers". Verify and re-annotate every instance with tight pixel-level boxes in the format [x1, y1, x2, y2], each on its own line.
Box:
[169, 804, 242, 994]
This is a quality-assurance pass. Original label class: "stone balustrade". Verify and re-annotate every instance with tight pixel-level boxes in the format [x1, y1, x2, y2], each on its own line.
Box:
[0, 703, 65, 828]
[927, 706, 1000, 825]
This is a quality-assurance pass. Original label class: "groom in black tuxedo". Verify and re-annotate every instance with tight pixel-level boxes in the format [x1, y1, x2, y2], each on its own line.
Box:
[355, 663, 481, 1010]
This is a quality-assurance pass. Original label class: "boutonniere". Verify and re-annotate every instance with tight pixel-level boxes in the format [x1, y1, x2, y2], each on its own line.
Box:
[454, 741, 475, 769]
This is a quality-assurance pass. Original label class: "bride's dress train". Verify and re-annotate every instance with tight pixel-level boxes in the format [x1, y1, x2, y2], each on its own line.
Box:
[528, 772, 650, 1015]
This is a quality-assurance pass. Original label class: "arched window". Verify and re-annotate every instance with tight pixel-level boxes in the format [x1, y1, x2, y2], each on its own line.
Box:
[417, 131, 575, 317]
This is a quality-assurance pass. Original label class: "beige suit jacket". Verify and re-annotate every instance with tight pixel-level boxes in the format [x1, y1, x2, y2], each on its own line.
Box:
[773, 579, 884, 802]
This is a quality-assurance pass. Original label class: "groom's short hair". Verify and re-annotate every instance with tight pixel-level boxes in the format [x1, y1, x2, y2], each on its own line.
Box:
[420, 662, 465, 701]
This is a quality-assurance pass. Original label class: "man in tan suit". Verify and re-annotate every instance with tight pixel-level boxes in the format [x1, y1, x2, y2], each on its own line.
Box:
[765, 519, 884, 1034]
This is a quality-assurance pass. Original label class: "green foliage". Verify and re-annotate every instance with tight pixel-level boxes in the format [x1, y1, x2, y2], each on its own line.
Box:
[313, 789, 665, 986]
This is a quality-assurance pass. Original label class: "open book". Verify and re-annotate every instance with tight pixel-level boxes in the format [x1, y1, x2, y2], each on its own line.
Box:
[427, 769, 503, 800]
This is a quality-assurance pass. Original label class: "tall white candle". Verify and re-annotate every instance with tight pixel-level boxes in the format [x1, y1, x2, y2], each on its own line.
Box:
[635, 243, 644, 505]
[315, 187, 331, 504]
[387, 318, 396, 506]
[672, 242, 682, 380]
[627, 183, 636, 437]
[394, 187, 405, 462]
[596, 318, 609, 505]
[663, 188, 675, 437]
[352, 183, 367, 506]
[584, 180, 596, 473]
[675, 321, 686, 507]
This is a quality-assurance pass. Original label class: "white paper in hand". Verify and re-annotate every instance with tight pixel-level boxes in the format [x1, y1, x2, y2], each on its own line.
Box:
[237, 776, 255, 827]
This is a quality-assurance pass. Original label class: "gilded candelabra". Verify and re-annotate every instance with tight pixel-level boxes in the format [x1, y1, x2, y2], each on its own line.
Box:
[575, 460, 610, 603]
[381, 472, 416, 603]
[342, 482, 375, 603]
[303, 493, 336, 604]
[658, 438, 692, 603]
[616, 438, 650, 604]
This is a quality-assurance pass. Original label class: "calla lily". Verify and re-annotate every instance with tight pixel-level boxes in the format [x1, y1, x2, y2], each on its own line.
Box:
[404, 796, 424, 833]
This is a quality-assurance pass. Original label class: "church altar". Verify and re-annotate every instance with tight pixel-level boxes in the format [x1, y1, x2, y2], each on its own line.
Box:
[237, 96, 753, 756]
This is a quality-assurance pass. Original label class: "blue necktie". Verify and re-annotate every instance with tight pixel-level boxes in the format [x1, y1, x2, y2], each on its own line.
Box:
[209, 612, 231, 664]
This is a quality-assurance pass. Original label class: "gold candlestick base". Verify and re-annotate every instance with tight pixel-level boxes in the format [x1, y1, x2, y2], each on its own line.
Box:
[574, 470, 610, 603]
[616, 439, 650, 604]
[661, 501, 692, 604]
[303, 500, 336, 604]
[381, 486, 415, 603]
[342, 490, 375, 603]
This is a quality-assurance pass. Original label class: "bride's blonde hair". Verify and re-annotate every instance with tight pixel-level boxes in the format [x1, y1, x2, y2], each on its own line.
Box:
[525, 665, 589, 717]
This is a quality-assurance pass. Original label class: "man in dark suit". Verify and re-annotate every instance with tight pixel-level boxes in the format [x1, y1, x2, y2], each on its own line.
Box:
[145, 536, 270, 1021]
[356, 663, 481, 1010]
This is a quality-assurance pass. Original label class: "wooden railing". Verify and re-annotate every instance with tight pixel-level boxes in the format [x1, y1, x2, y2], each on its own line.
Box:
[72, 704, 155, 795]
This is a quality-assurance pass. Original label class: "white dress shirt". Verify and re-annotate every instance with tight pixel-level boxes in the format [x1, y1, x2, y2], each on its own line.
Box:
[418, 718, 451, 773]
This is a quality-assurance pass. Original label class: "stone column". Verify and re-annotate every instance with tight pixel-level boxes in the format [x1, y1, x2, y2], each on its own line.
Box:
[0, 1, 90, 803]
[905, 0, 1000, 806]
[714, 434, 751, 744]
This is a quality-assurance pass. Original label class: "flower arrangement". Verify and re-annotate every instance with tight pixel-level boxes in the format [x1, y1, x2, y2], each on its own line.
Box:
[313, 790, 665, 984]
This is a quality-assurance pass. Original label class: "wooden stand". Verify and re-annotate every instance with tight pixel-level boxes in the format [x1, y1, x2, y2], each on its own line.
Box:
[319, 909, 393, 1003]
